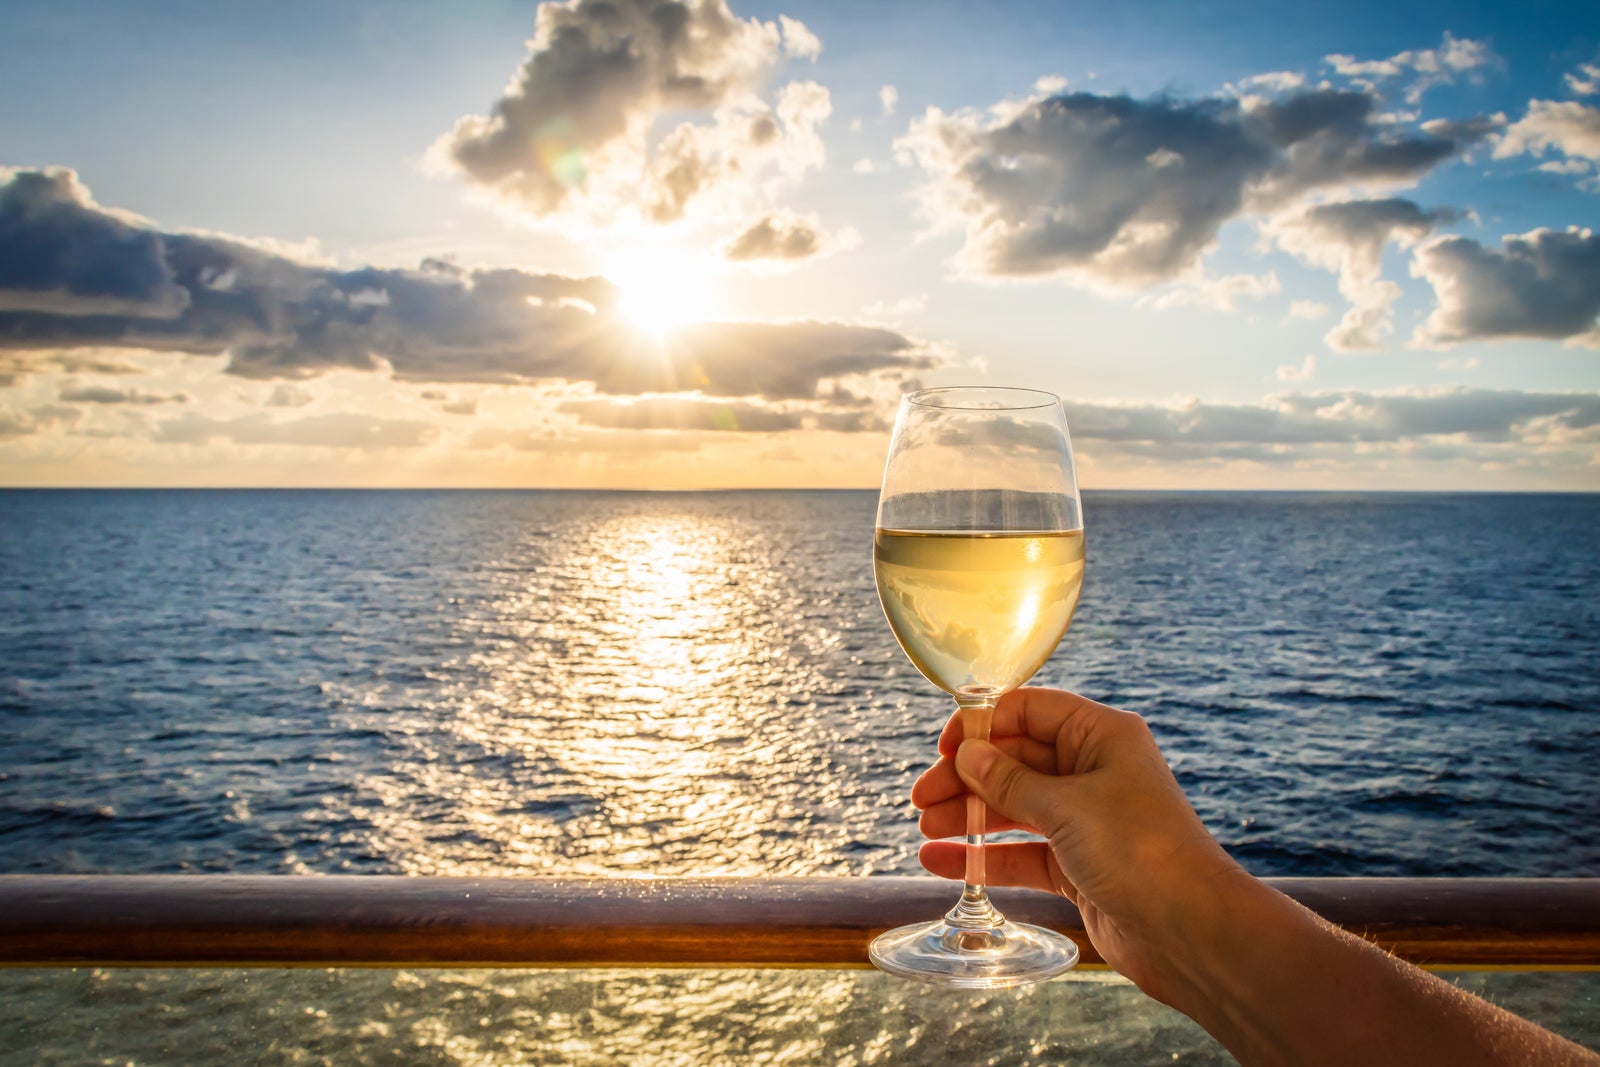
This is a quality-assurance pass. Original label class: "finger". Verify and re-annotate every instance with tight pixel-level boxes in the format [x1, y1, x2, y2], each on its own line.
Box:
[912, 736, 1058, 809]
[918, 840, 1066, 897]
[917, 797, 1036, 839]
[934, 687, 1106, 751]
[990, 687, 1152, 777]
[934, 722, 1059, 769]
[955, 738, 1073, 838]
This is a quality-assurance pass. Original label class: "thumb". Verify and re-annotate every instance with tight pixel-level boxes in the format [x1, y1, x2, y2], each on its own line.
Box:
[955, 739, 1070, 837]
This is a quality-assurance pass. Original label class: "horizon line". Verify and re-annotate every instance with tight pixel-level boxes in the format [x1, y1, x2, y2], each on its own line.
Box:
[3, 485, 1599, 496]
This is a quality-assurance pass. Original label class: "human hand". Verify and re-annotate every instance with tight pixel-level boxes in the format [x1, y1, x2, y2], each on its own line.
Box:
[912, 687, 1249, 1004]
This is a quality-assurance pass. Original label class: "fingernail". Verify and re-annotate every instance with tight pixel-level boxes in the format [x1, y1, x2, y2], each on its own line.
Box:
[955, 739, 997, 782]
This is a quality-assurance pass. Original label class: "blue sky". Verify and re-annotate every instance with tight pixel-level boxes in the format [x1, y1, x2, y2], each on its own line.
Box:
[1, 0, 1597, 488]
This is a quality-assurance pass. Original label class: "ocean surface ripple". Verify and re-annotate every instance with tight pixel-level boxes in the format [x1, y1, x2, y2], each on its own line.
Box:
[2, 489, 1597, 879]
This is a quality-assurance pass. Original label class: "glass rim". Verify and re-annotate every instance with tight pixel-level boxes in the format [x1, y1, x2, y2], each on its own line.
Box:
[904, 386, 1060, 411]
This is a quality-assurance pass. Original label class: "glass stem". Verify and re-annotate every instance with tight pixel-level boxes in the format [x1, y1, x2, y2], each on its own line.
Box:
[948, 695, 1003, 929]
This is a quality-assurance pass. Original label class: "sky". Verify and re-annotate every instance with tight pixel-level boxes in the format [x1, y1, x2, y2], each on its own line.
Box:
[1, 0, 1598, 490]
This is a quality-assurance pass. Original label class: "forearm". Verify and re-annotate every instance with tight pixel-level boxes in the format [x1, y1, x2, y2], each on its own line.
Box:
[1160, 875, 1599, 1066]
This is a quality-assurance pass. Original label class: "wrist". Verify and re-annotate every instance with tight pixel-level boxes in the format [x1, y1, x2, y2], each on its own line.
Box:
[1149, 863, 1311, 1058]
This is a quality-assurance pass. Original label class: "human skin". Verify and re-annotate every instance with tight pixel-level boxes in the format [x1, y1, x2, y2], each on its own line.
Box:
[912, 687, 1600, 1067]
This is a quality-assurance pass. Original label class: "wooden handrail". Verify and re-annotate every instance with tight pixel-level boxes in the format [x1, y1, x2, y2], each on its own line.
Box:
[1, 876, 1596, 969]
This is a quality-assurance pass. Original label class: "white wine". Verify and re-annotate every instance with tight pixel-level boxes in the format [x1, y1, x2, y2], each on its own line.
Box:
[874, 528, 1084, 698]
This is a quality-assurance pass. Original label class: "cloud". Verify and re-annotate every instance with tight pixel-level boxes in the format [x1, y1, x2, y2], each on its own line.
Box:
[1567, 62, 1600, 98]
[1275, 354, 1317, 381]
[429, 0, 827, 225]
[1324, 33, 1496, 104]
[559, 394, 887, 432]
[417, 388, 477, 414]
[153, 411, 439, 450]
[861, 294, 927, 318]
[899, 84, 1488, 288]
[468, 424, 704, 454]
[1266, 197, 1458, 350]
[1287, 299, 1330, 320]
[265, 383, 315, 408]
[0, 169, 936, 403]
[1411, 227, 1600, 348]
[1144, 271, 1280, 312]
[0, 347, 149, 387]
[722, 212, 821, 261]
[1495, 100, 1600, 191]
[778, 15, 820, 60]
[879, 85, 898, 117]
[1233, 71, 1305, 94]
[1065, 386, 1600, 463]
[59, 383, 189, 405]
[0, 404, 79, 438]
[0, 167, 190, 318]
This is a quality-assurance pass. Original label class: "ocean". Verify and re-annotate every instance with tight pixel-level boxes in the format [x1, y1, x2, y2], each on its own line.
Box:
[1, 489, 1597, 1063]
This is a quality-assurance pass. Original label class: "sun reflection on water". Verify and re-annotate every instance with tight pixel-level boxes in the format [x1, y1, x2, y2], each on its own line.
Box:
[342, 496, 920, 880]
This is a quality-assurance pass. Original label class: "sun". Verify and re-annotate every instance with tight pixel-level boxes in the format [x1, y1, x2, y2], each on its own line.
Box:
[604, 247, 720, 339]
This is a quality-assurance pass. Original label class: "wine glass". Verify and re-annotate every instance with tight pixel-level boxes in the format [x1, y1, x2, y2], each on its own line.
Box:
[870, 386, 1085, 987]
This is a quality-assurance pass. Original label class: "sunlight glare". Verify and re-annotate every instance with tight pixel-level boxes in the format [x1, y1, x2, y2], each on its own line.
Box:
[605, 247, 718, 339]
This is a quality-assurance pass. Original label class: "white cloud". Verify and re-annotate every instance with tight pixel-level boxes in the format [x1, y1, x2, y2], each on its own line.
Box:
[779, 15, 820, 60]
[1266, 198, 1457, 350]
[1275, 354, 1317, 381]
[1065, 386, 1600, 466]
[1232, 71, 1305, 94]
[429, 0, 828, 228]
[265, 384, 315, 408]
[1287, 299, 1331, 320]
[1145, 271, 1281, 312]
[1324, 33, 1496, 104]
[1411, 227, 1600, 348]
[558, 394, 888, 433]
[1564, 62, 1600, 97]
[1495, 99, 1600, 191]
[0, 403, 79, 438]
[154, 411, 440, 450]
[880, 85, 899, 117]
[861, 294, 928, 318]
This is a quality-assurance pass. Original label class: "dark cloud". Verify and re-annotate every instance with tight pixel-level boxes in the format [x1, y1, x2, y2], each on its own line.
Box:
[0, 169, 933, 400]
[0, 168, 190, 319]
[560, 394, 887, 432]
[153, 412, 438, 450]
[723, 213, 821, 261]
[901, 86, 1491, 286]
[58, 383, 189, 405]
[1411, 228, 1600, 348]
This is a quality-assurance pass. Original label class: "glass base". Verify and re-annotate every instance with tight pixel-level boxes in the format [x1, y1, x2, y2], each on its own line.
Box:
[868, 916, 1080, 989]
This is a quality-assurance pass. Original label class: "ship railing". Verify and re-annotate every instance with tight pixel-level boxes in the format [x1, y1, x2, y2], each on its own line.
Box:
[2, 876, 1597, 969]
